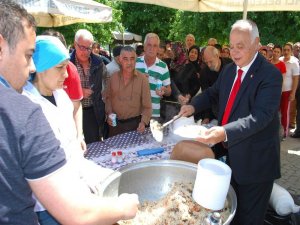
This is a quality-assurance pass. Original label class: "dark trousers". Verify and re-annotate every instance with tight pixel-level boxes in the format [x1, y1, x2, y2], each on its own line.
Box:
[108, 116, 141, 137]
[83, 107, 100, 144]
[294, 86, 300, 134]
[160, 101, 180, 123]
[231, 178, 274, 225]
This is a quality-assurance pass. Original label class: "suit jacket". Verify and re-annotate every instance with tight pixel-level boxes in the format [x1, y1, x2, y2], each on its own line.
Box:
[191, 53, 282, 185]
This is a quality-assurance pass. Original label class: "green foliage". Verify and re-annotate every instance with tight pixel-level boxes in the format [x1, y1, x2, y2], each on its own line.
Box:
[169, 11, 242, 46]
[247, 11, 300, 45]
[169, 10, 300, 46]
[116, 2, 177, 42]
[35, 1, 300, 48]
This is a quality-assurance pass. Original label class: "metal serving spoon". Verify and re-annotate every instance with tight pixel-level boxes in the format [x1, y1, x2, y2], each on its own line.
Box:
[150, 114, 182, 142]
[161, 114, 182, 128]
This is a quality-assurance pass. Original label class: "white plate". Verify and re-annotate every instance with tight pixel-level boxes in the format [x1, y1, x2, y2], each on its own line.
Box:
[171, 124, 208, 141]
[172, 116, 195, 131]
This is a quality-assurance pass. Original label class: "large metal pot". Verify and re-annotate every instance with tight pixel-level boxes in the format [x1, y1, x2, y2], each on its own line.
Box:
[100, 160, 237, 225]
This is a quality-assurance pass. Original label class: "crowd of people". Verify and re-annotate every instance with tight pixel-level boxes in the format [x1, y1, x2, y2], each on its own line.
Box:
[1, 0, 299, 225]
[259, 42, 300, 139]
[58, 27, 300, 143]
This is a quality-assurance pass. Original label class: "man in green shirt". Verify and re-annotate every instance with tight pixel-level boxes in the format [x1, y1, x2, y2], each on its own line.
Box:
[136, 33, 171, 120]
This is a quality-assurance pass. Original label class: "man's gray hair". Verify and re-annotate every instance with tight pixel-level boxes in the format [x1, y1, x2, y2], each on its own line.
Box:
[0, 0, 36, 51]
[208, 38, 217, 44]
[186, 34, 195, 41]
[144, 33, 160, 46]
[231, 20, 259, 44]
[293, 42, 300, 48]
[205, 46, 219, 57]
[121, 45, 136, 54]
[74, 29, 94, 42]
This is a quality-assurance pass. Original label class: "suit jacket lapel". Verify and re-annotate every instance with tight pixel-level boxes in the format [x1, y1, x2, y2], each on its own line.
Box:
[219, 64, 237, 120]
[219, 54, 263, 123]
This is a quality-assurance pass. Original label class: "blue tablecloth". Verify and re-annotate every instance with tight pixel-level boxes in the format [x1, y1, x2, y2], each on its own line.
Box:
[85, 128, 177, 170]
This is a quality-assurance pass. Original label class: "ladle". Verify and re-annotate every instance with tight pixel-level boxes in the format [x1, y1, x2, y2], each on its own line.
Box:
[161, 114, 182, 128]
[150, 114, 181, 142]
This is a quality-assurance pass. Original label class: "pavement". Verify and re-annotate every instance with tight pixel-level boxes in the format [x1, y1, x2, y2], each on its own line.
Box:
[276, 128, 300, 204]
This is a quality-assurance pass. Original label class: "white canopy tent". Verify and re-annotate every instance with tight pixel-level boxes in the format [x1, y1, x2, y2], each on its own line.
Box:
[117, 0, 300, 19]
[15, 0, 112, 27]
[112, 31, 142, 45]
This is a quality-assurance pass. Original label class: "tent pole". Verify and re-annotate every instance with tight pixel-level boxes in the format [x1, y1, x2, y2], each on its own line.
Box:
[243, 0, 248, 19]
[109, 45, 112, 59]
[122, 32, 125, 46]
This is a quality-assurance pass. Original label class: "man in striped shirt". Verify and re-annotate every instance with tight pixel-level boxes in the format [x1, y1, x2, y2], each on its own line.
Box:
[136, 33, 171, 120]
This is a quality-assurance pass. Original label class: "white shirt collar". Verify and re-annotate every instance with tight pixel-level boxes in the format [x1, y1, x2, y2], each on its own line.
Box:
[141, 55, 160, 67]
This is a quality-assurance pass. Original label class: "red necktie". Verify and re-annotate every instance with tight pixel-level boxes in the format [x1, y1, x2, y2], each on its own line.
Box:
[221, 69, 243, 125]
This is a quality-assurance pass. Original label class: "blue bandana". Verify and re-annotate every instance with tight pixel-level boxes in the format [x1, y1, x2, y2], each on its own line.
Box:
[33, 36, 70, 73]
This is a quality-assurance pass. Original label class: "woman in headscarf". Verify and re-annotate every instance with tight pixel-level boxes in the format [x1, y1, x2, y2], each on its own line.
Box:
[161, 45, 201, 122]
[23, 36, 113, 225]
[174, 45, 201, 101]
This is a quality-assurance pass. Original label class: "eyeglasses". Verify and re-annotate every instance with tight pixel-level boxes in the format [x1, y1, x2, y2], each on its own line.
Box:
[75, 42, 92, 52]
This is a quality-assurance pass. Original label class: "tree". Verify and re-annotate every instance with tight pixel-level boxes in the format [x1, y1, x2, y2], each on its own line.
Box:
[169, 11, 241, 45]
[169, 11, 300, 46]
[35, 1, 300, 48]
[116, 2, 177, 42]
[247, 11, 300, 45]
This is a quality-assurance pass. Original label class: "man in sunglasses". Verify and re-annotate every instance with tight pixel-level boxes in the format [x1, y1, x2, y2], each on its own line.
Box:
[70, 29, 108, 143]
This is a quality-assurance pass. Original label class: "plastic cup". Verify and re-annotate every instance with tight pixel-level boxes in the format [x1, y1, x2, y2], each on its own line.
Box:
[192, 158, 232, 210]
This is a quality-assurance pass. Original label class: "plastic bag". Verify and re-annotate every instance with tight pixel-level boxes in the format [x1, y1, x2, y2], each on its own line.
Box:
[269, 183, 300, 216]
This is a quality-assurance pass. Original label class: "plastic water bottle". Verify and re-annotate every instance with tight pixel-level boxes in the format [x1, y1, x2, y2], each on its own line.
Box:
[156, 79, 162, 90]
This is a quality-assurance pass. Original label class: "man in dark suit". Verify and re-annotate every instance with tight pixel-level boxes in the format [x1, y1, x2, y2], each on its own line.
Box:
[178, 20, 282, 225]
